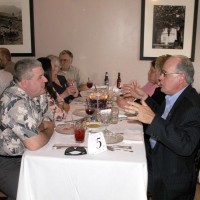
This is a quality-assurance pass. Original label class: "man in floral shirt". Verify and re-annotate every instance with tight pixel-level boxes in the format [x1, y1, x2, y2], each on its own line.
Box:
[0, 59, 55, 200]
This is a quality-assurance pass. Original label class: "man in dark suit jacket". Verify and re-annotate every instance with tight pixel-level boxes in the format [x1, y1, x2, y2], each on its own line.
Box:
[124, 55, 200, 200]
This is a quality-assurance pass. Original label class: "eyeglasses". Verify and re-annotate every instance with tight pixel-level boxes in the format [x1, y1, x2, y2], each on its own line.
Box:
[60, 59, 70, 62]
[161, 71, 183, 78]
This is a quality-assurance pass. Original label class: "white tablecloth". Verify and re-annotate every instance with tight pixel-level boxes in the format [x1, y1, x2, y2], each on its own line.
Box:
[17, 104, 147, 200]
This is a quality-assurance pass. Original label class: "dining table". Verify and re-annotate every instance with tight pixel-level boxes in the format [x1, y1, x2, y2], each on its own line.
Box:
[17, 97, 148, 200]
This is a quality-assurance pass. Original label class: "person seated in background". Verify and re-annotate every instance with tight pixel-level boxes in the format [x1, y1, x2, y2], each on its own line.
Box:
[47, 54, 79, 104]
[124, 55, 200, 200]
[0, 59, 55, 200]
[142, 59, 158, 96]
[38, 57, 69, 121]
[0, 58, 13, 95]
[0, 47, 15, 75]
[58, 50, 88, 91]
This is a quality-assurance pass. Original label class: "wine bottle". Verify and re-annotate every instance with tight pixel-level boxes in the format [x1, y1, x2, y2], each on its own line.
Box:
[104, 72, 109, 86]
[117, 72, 121, 89]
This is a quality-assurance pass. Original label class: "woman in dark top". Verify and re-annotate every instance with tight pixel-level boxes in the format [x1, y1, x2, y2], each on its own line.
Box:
[47, 55, 79, 104]
[37, 57, 69, 120]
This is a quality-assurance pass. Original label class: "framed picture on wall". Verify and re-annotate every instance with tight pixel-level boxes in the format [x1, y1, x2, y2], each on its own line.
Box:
[0, 0, 35, 56]
[140, 0, 198, 61]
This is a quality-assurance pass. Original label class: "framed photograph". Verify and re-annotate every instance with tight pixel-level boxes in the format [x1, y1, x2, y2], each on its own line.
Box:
[140, 0, 198, 61]
[0, 0, 35, 56]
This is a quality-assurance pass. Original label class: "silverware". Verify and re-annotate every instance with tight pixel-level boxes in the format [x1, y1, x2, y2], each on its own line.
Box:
[53, 144, 133, 152]
[107, 145, 133, 152]
[52, 144, 86, 149]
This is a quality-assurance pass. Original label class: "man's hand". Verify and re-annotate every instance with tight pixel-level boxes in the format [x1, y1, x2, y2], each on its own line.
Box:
[124, 100, 155, 124]
[122, 81, 148, 100]
[116, 96, 135, 109]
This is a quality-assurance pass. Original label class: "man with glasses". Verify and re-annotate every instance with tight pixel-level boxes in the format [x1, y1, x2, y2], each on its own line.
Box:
[58, 50, 87, 91]
[124, 55, 200, 200]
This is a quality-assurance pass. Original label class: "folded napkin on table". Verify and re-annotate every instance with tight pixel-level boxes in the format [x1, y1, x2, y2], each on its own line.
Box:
[122, 130, 144, 144]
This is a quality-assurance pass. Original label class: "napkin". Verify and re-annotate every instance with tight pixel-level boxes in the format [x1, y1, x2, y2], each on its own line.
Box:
[122, 130, 144, 144]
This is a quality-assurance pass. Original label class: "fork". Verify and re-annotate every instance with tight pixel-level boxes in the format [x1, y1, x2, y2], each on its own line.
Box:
[107, 145, 133, 152]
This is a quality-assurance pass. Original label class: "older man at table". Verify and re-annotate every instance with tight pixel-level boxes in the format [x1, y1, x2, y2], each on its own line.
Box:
[0, 59, 55, 200]
[58, 50, 87, 91]
[124, 55, 200, 200]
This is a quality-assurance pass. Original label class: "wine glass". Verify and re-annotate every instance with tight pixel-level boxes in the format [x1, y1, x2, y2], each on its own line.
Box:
[97, 109, 112, 135]
[67, 79, 77, 95]
[85, 100, 95, 121]
[87, 78, 93, 89]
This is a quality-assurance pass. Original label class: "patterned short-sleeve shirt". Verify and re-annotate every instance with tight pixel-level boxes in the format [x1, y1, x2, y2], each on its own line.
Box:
[0, 81, 52, 156]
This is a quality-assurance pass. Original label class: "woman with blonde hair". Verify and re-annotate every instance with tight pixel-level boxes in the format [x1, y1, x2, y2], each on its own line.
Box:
[47, 55, 79, 104]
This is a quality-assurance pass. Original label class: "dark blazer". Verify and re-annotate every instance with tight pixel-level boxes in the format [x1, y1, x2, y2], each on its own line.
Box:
[145, 85, 200, 200]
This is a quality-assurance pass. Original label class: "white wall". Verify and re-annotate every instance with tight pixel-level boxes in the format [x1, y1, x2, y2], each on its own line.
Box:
[13, 0, 200, 91]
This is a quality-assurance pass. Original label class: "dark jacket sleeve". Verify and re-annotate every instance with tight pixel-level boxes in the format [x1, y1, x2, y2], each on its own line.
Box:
[146, 87, 200, 156]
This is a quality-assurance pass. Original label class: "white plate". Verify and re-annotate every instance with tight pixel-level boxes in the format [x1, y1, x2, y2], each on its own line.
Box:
[86, 122, 104, 132]
[55, 123, 74, 135]
[73, 97, 86, 103]
[72, 109, 86, 117]
[123, 133, 143, 141]
[104, 133, 123, 144]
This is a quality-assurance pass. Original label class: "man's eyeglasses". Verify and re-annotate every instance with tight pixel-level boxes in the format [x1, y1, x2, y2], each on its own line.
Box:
[60, 59, 70, 62]
[161, 71, 183, 78]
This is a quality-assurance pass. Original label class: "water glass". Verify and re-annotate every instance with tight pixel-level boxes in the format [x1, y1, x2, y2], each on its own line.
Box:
[111, 107, 119, 124]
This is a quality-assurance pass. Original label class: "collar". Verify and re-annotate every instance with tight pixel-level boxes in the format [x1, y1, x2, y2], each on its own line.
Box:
[165, 85, 188, 106]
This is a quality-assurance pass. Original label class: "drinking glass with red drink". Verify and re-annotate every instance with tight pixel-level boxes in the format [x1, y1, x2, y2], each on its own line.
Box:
[85, 99, 95, 117]
[87, 78, 93, 89]
[74, 121, 85, 143]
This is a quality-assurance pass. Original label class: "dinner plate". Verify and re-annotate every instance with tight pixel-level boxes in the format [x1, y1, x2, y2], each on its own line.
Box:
[73, 97, 86, 103]
[104, 133, 123, 144]
[55, 123, 74, 135]
[86, 122, 104, 132]
[72, 109, 87, 117]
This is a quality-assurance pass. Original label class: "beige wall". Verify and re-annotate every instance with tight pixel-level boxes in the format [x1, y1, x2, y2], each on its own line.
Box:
[13, 0, 200, 91]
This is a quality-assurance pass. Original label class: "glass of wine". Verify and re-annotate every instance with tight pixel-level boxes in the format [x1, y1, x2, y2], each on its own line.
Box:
[87, 78, 93, 89]
[85, 100, 95, 121]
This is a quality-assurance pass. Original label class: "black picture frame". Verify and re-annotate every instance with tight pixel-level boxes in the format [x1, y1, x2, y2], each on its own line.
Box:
[0, 0, 35, 57]
[140, 0, 198, 61]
